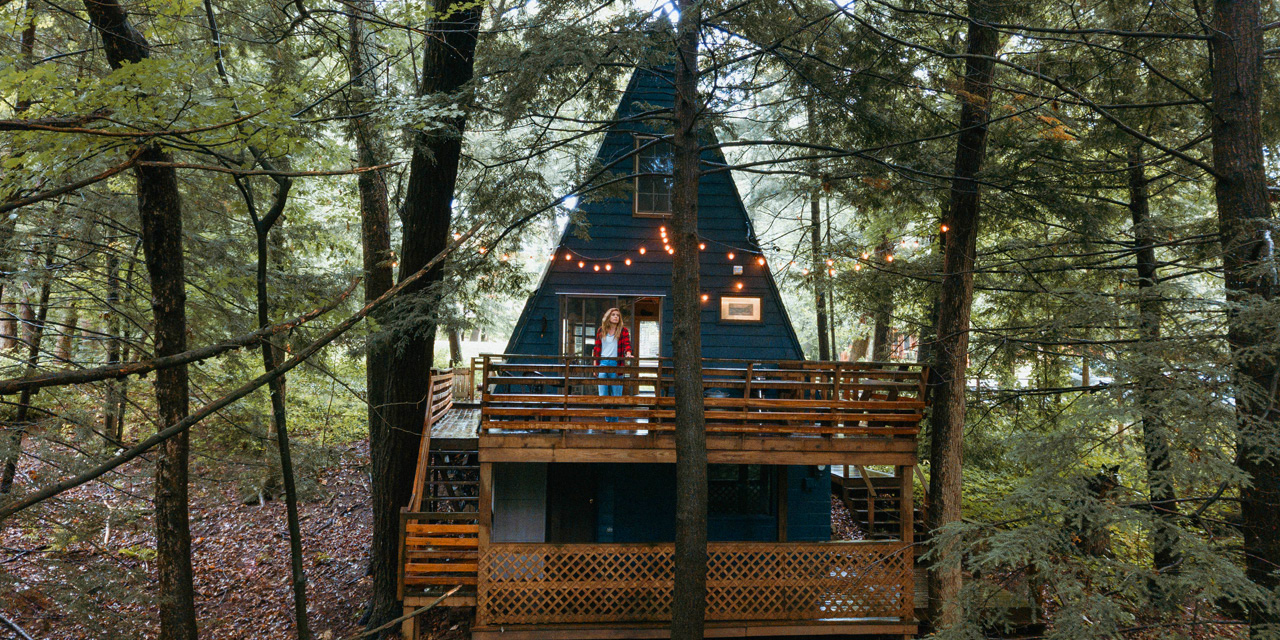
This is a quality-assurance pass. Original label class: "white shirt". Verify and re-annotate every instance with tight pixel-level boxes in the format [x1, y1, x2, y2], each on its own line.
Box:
[600, 333, 618, 358]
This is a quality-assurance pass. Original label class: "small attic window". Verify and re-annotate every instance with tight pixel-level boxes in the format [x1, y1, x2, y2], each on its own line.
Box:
[634, 135, 673, 217]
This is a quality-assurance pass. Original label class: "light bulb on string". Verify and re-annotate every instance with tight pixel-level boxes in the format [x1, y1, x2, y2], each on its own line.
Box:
[605, 264, 612, 271]
[828, 269, 836, 277]
[625, 258, 632, 265]
[941, 224, 949, 233]
[727, 252, 735, 260]
[578, 261, 585, 268]
[802, 268, 810, 275]
[826, 259, 834, 266]
[593, 265, 600, 271]
[854, 264, 862, 271]
[886, 255, 894, 262]
[861, 252, 869, 259]
[699, 243, 706, 250]
[701, 294, 709, 302]
[639, 247, 646, 255]
[565, 253, 572, 260]
[735, 282, 744, 290]
[757, 257, 766, 266]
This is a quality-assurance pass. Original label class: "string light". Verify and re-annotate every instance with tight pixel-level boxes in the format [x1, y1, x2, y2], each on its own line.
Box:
[861, 252, 870, 259]
[701, 294, 709, 302]
[593, 264, 600, 271]
[605, 264, 612, 271]
[478, 247, 487, 254]
[854, 264, 862, 271]
[625, 258, 632, 265]
[501, 254, 509, 261]
[886, 254, 895, 262]
[757, 257, 766, 266]
[578, 261, 585, 268]
[565, 253, 572, 260]
[727, 252, 735, 260]
[639, 247, 646, 255]
[826, 259, 834, 266]
[802, 268, 810, 275]
[828, 269, 836, 276]
[735, 282, 744, 290]
[699, 243, 706, 250]
[940, 224, 950, 233]
[453, 232, 462, 240]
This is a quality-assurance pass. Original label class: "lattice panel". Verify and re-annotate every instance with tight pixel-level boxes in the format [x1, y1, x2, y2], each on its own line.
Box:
[477, 542, 913, 626]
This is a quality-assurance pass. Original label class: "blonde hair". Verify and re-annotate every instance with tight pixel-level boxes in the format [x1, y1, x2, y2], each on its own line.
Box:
[598, 307, 623, 337]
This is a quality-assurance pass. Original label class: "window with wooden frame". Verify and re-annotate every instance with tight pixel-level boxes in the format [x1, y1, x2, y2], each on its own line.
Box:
[633, 135, 673, 217]
[708, 464, 773, 516]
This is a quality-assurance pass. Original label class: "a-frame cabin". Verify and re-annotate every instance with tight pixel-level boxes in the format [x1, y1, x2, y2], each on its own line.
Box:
[505, 66, 805, 362]
[399, 65, 928, 640]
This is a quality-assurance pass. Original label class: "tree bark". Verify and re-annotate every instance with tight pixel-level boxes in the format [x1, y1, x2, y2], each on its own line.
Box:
[807, 100, 829, 361]
[926, 1, 1000, 629]
[871, 239, 894, 361]
[0, 249, 51, 495]
[1127, 145, 1180, 580]
[103, 249, 125, 444]
[0, 0, 36, 354]
[448, 326, 463, 366]
[671, 3, 707, 639]
[81, 2, 198, 638]
[1207, 2, 1278, 636]
[365, 0, 482, 633]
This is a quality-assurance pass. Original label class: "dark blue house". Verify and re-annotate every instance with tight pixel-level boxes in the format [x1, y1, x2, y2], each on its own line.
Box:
[492, 67, 828, 547]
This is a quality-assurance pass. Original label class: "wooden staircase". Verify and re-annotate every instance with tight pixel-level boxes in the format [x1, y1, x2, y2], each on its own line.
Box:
[832, 465, 925, 539]
[400, 371, 481, 602]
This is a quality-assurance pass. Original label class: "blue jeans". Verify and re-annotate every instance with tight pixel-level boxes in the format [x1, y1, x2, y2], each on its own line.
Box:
[597, 359, 622, 422]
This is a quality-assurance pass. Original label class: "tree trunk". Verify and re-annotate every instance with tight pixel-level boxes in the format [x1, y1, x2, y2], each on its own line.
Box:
[0, 249, 52, 495]
[365, 1, 482, 633]
[448, 326, 463, 366]
[1207, 2, 1278, 635]
[872, 240, 894, 361]
[103, 249, 125, 444]
[255, 190, 311, 640]
[926, 1, 1000, 629]
[1127, 145, 1180, 580]
[81, 3, 198, 638]
[56, 305, 78, 362]
[0, 1, 35, 354]
[807, 100, 829, 361]
[671, 3, 707, 639]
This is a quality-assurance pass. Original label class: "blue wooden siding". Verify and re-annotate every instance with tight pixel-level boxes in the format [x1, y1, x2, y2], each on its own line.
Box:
[586, 464, 830, 543]
[505, 66, 804, 361]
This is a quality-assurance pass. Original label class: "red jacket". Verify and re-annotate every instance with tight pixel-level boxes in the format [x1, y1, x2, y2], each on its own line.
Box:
[592, 327, 632, 362]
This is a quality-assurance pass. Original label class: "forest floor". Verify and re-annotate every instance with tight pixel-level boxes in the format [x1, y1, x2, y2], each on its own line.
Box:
[2, 440, 375, 640]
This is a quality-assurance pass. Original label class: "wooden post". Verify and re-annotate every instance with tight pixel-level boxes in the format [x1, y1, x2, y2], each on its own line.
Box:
[397, 507, 409, 601]
[478, 461, 493, 548]
[899, 464, 915, 621]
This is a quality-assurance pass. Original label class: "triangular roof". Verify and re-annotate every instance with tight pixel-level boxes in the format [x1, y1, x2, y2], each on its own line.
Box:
[505, 66, 805, 361]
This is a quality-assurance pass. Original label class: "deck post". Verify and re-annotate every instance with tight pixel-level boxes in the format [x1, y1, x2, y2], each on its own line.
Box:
[899, 464, 915, 621]
[478, 461, 493, 548]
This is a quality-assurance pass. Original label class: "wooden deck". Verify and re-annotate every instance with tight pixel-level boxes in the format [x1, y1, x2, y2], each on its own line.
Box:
[402, 360, 930, 639]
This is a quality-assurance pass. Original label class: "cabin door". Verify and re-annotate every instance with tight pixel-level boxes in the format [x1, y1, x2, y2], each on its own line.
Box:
[560, 296, 619, 359]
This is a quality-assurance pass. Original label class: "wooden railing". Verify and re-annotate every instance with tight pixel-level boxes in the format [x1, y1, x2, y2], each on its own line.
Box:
[480, 355, 927, 437]
[409, 369, 455, 513]
[477, 541, 914, 625]
[398, 510, 479, 599]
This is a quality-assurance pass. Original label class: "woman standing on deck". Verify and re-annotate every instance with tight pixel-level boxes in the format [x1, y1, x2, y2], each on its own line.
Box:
[593, 307, 632, 422]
